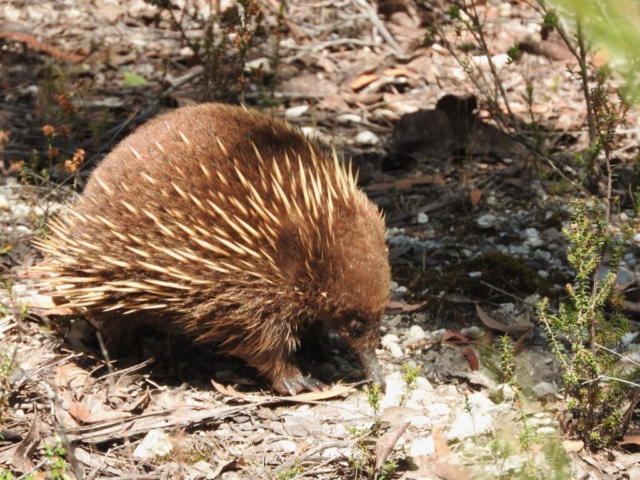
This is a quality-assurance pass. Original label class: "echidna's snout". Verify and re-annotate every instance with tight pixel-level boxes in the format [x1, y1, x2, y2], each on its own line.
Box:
[358, 348, 386, 392]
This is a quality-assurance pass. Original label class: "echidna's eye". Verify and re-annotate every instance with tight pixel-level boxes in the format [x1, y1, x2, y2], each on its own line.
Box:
[347, 319, 366, 338]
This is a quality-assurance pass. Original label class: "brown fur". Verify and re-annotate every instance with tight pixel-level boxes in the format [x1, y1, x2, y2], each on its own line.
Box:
[34, 103, 391, 395]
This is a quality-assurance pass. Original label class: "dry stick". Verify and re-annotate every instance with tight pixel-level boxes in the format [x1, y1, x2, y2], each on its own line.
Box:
[12, 358, 84, 479]
[479, 281, 541, 310]
[274, 441, 350, 474]
[466, 1, 520, 133]
[352, 0, 407, 58]
[290, 454, 349, 480]
[530, 1, 597, 150]
[15, 457, 49, 480]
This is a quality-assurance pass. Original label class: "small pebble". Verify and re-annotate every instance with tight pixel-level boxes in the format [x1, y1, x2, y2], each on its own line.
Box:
[621, 332, 638, 346]
[460, 326, 483, 339]
[532, 382, 558, 399]
[386, 314, 402, 327]
[355, 130, 379, 146]
[336, 114, 363, 123]
[410, 437, 435, 456]
[534, 249, 552, 262]
[509, 244, 530, 255]
[386, 342, 403, 359]
[409, 325, 425, 340]
[381, 334, 400, 347]
[0, 196, 8, 210]
[284, 105, 309, 119]
[11, 204, 29, 218]
[417, 212, 429, 224]
[276, 440, 297, 453]
[405, 360, 417, 369]
[476, 214, 497, 229]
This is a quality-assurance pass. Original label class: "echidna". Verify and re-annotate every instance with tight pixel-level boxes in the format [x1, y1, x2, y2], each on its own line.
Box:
[34, 103, 391, 395]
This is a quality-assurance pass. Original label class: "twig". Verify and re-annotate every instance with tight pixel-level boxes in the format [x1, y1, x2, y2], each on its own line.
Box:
[274, 441, 350, 474]
[352, 0, 407, 58]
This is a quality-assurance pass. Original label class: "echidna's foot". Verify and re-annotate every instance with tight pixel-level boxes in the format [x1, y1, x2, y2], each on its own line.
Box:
[275, 373, 328, 396]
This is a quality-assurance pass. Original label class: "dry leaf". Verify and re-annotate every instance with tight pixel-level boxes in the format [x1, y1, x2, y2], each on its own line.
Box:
[460, 347, 479, 371]
[11, 414, 39, 473]
[620, 435, 640, 450]
[350, 74, 378, 90]
[55, 363, 93, 390]
[385, 300, 426, 313]
[469, 188, 482, 207]
[382, 67, 409, 77]
[442, 331, 469, 343]
[475, 304, 532, 334]
[211, 380, 353, 402]
[63, 393, 132, 424]
[381, 406, 420, 427]
[562, 439, 584, 452]
[374, 421, 410, 471]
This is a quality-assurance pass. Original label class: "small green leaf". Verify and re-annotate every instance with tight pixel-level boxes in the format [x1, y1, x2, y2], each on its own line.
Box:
[122, 71, 148, 86]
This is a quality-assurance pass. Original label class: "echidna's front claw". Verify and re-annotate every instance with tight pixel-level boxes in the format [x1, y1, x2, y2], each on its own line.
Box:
[276, 373, 328, 396]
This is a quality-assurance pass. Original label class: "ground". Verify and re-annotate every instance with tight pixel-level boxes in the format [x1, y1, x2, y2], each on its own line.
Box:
[2, 0, 640, 478]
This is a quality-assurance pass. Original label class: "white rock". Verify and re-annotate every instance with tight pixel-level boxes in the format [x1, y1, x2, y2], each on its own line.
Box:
[526, 237, 545, 248]
[355, 130, 379, 146]
[409, 325, 425, 340]
[387, 342, 403, 359]
[460, 326, 482, 339]
[444, 408, 494, 441]
[300, 126, 324, 142]
[509, 244, 530, 255]
[133, 430, 173, 459]
[476, 214, 497, 229]
[245, 57, 271, 74]
[534, 249, 552, 262]
[284, 105, 309, 119]
[426, 403, 451, 418]
[634, 233, 640, 244]
[381, 334, 399, 347]
[279, 38, 297, 48]
[486, 195, 497, 206]
[276, 440, 297, 453]
[417, 212, 429, 224]
[0, 196, 8, 210]
[532, 382, 558, 399]
[336, 114, 362, 124]
[410, 436, 435, 456]
[410, 415, 432, 428]
[537, 427, 557, 435]
[386, 314, 402, 327]
[11, 204, 30, 218]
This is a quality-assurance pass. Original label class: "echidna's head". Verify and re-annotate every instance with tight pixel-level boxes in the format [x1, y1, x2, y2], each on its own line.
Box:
[316, 192, 391, 390]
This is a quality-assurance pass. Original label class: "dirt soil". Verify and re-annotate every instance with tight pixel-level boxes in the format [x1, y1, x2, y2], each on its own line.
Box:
[2, 0, 640, 479]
